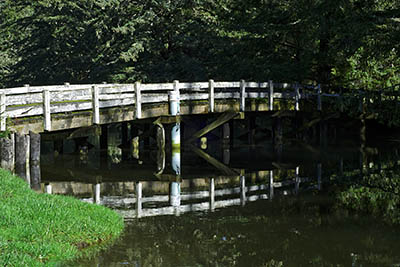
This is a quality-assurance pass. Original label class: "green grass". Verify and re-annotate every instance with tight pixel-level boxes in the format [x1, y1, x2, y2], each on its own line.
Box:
[0, 169, 124, 266]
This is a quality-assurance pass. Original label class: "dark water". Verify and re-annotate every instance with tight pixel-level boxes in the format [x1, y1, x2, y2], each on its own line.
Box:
[40, 135, 400, 266]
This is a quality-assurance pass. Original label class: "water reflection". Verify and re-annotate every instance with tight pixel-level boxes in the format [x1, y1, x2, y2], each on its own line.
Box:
[39, 131, 400, 266]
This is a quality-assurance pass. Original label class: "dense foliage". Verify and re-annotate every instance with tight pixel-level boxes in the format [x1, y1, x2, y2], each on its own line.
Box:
[0, 0, 399, 89]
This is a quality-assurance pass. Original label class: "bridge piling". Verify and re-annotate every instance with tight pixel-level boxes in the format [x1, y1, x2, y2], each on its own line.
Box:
[15, 133, 30, 183]
[29, 131, 41, 190]
[0, 133, 15, 172]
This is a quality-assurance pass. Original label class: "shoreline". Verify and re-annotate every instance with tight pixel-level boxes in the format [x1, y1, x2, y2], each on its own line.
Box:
[0, 168, 124, 266]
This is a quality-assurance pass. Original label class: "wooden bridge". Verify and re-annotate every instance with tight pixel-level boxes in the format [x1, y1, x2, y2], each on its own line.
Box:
[3, 79, 394, 188]
[1, 80, 328, 133]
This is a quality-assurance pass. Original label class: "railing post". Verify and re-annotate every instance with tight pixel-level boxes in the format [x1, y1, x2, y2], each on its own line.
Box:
[295, 166, 300, 194]
[135, 82, 142, 119]
[43, 89, 51, 131]
[269, 80, 274, 111]
[209, 79, 215, 113]
[209, 178, 215, 211]
[0, 93, 6, 131]
[269, 170, 274, 200]
[317, 84, 322, 111]
[93, 183, 101, 204]
[240, 175, 246, 206]
[169, 80, 180, 115]
[240, 79, 246, 112]
[136, 181, 142, 218]
[92, 85, 100, 124]
[295, 83, 300, 111]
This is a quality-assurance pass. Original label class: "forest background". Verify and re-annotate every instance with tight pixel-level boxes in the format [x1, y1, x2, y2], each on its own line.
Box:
[0, 0, 399, 91]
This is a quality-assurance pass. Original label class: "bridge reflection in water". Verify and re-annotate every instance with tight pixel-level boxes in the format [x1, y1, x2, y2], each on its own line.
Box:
[39, 135, 360, 220]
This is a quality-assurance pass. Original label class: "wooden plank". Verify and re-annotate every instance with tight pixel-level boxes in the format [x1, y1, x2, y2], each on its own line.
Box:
[98, 84, 134, 94]
[179, 93, 209, 101]
[209, 79, 215, 112]
[98, 93, 135, 100]
[214, 92, 240, 99]
[43, 89, 51, 131]
[142, 94, 168, 103]
[246, 92, 269, 98]
[99, 98, 135, 108]
[214, 81, 240, 88]
[7, 105, 43, 118]
[135, 82, 142, 119]
[92, 85, 100, 124]
[179, 82, 208, 90]
[141, 83, 174, 91]
[0, 93, 6, 131]
[7, 93, 43, 105]
[51, 89, 91, 102]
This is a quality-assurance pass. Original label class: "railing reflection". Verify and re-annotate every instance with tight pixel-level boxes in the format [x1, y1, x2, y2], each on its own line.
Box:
[75, 168, 316, 219]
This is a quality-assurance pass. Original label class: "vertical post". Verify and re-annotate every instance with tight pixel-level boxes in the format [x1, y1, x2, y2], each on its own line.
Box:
[317, 84, 322, 111]
[135, 82, 142, 119]
[0, 133, 15, 172]
[29, 131, 41, 190]
[269, 170, 274, 200]
[240, 80, 246, 112]
[169, 80, 180, 116]
[93, 183, 101, 204]
[209, 79, 215, 113]
[269, 80, 274, 111]
[92, 85, 100, 124]
[0, 93, 6, 132]
[295, 83, 300, 111]
[295, 166, 300, 194]
[170, 81, 181, 149]
[209, 178, 215, 211]
[45, 183, 52, 194]
[170, 182, 181, 207]
[15, 133, 30, 183]
[240, 175, 246, 206]
[43, 89, 51, 131]
[136, 181, 142, 218]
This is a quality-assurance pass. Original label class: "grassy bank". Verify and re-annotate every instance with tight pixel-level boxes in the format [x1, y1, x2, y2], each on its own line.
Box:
[0, 169, 124, 266]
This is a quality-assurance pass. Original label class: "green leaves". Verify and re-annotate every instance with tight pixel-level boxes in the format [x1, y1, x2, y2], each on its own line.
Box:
[0, 0, 398, 90]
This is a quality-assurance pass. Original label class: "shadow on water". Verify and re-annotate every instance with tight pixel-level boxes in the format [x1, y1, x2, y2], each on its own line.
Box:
[39, 132, 400, 266]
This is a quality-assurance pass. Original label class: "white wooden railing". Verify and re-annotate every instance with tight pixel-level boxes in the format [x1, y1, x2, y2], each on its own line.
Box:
[0, 80, 326, 132]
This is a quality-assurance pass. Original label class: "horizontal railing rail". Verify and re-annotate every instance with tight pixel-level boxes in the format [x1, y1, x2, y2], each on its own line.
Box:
[0, 80, 331, 132]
